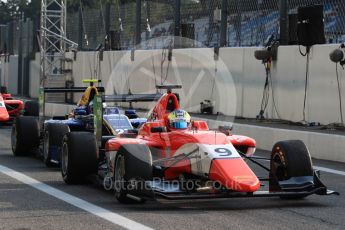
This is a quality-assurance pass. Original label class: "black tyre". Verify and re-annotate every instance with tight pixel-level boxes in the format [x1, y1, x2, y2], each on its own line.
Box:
[0, 86, 7, 94]
[43, 123, 70, 167]
[114, 144, 152, 204]
[24, 101, 39, 117]
[270, 140, 313, 199]
[11, 116, 40, 156]
[61, 132, 98, 184]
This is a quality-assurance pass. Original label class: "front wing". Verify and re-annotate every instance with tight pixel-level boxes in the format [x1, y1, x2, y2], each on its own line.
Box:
[125, 171, 339, 201]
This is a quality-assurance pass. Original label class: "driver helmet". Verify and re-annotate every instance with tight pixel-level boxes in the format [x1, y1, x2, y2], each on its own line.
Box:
[168, 109, 191, 129]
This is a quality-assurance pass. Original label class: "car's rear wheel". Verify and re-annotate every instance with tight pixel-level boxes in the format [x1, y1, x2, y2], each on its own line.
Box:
[11, 116, 40, 156]
[114, 144, 152, 204]
[44, 123, 70, 167]
[61, 132, 98, 184]
[270, 140, 313, 199]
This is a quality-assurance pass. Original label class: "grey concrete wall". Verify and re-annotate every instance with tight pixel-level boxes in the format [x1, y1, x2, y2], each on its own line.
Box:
[2, 44, 343, 125]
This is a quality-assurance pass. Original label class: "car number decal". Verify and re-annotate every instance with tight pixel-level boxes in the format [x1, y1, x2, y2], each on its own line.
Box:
[116, 129, 125, 134]
[202, 145, 241, 159]
[174, 144, 241, 177]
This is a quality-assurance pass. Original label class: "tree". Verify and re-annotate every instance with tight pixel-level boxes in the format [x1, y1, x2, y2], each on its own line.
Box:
[0, 0, 41, 21]
[6, 0, 28, 17]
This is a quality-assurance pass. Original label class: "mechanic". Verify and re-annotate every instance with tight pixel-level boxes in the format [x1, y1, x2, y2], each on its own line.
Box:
[167, 109, 191, 130]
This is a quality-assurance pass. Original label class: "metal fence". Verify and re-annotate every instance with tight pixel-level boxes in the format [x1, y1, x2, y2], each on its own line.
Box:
[0, 17, 37, 55]
[62, 0, 345, 50]
[0, 17, 36, 96]
[1, 0, 345, 53]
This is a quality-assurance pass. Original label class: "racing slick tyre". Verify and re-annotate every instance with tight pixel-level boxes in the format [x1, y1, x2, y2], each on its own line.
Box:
[114, 144, 152, 204]
[0, 86, 7, 94]
[11, 116, 40, 156]
[270, 140, 313, 199]
[24, 101, 39, 117]
[61, 132, 98, 184]
[44, 123, 70, 167]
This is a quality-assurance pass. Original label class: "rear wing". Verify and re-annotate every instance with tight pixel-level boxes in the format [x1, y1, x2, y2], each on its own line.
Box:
[103, 93, 162, 103]
[43, 87, 105, 93]
[39, 86, 105, 118]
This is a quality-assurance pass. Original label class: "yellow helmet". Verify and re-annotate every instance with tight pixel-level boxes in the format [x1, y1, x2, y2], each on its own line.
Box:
[168, 109, 191, 129]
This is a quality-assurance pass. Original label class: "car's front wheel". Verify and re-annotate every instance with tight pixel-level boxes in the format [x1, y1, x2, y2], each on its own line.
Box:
[114, 144, 152, 204]
[270, 140, 314, 199]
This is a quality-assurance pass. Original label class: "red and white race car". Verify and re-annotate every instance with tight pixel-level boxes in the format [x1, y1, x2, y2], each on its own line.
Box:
[0, 87, 24, 122]
[61, 85, 338, 203]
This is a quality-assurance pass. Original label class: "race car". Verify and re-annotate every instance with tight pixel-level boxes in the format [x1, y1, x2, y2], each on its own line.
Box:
[11, 80, 106, 165]
[42, 105, 138, 166]
[11, 79, 149, 167]
[0, 86, 24, 122]
[60, 85, 338, 203]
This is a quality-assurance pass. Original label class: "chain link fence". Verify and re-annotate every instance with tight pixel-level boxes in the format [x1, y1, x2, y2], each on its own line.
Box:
[64, 0, 345, 50]
[288, 0, 345, 43]
[227, 0, 279, 46]
[0, 17, 37, 55]
[1, 0, 345, 53]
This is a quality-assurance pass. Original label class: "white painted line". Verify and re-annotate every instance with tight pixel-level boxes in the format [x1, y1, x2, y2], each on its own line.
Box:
[314, 166, 345, 176]
[0, 165, 154, 230]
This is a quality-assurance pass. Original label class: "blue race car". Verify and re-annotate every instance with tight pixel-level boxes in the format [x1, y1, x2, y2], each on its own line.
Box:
[11, 79, 147, 167]
[43, 105, 146, 167]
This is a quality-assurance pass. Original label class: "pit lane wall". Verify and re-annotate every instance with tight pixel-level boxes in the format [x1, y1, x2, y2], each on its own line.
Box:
[24, 44, 344, 125]
[199, 117, 345, 163]
[1, 44, 345, 162]
[1, 45, 343, 125]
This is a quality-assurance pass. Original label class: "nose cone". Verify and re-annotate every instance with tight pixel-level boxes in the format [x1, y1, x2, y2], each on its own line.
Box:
[209, 158, 260, 192]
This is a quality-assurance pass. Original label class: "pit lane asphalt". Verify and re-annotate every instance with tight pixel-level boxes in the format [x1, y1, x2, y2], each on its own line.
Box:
[0, 126, 344, 230]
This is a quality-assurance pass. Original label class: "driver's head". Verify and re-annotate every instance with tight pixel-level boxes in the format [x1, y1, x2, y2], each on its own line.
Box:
[168, 109, 191, 130]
